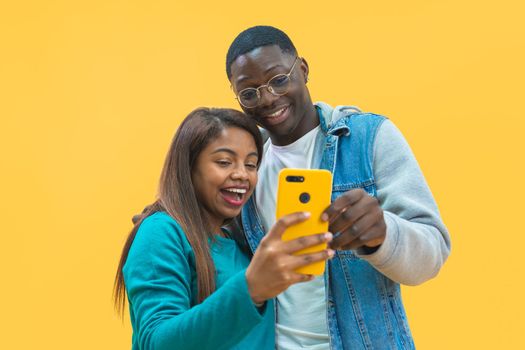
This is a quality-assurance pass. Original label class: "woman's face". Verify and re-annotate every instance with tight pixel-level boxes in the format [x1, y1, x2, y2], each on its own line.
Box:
[192, 126, 259, 232]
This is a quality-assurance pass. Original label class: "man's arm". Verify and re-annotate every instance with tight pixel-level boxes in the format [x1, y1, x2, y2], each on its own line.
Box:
[357, 119, 451, 285]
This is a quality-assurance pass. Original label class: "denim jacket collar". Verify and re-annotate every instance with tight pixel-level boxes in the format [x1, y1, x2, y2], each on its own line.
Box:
[259, 101, 362, 143]
[316, 101, 363, 137]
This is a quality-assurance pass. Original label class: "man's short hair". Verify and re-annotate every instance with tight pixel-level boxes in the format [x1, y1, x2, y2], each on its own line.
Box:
[226, 25, 297, 79]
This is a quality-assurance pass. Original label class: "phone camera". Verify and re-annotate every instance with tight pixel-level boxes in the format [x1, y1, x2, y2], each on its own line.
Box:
[286, 176, 305, 183]
[299, 192, 310, 204]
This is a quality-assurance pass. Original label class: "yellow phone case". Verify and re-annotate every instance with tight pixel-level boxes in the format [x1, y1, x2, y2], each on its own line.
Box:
[276, 168, 333, 275]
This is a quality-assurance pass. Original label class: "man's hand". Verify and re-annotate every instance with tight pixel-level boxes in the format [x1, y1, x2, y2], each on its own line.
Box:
[132, 205, 152, 224]
[322, 189, 386, 251]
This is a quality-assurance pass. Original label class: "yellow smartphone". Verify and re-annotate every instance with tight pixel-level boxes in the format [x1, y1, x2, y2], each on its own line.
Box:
[276, 168, 333, 275]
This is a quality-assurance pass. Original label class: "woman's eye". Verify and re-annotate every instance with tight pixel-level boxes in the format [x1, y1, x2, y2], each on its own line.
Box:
[216, 160, 231, 166]
[245, 163, 257, 169]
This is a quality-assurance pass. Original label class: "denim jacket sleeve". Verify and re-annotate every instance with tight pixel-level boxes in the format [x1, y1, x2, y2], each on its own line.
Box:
[356, 119, 451, 285]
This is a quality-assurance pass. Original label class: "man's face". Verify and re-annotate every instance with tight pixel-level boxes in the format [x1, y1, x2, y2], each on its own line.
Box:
[229, 45, 312, 144]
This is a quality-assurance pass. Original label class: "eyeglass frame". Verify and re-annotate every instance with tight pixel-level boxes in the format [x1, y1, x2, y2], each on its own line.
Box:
[232, 56, 301, 109]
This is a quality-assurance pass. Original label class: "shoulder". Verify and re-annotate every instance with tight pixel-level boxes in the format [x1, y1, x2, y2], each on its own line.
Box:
[131, 212, 192, 256]
[346, 111, 387, 128]
[329, 105, 387, 134]
[138, 211, 184, 236]
[373, 119, 412, 151]
[338, 111, 388, 144]
[316, 102, 385, 128]
[123, 212, 195, 293]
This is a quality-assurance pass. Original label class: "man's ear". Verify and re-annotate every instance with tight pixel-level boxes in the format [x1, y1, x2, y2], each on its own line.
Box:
[300, 57, 309, 84]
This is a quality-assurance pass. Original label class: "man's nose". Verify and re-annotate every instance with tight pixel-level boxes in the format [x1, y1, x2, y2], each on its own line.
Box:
[258, 86, 280, 107]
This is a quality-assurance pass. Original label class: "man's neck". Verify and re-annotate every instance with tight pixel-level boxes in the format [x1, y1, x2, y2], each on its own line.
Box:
[269, 104, 319, 146]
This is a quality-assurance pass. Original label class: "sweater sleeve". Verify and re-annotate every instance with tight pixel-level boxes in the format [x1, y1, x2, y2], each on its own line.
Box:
[356, 120, 451, 285]
[123, 214, 267, 350]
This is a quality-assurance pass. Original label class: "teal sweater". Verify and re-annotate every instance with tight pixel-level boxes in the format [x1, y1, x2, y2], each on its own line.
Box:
[123, 212, 275, 350]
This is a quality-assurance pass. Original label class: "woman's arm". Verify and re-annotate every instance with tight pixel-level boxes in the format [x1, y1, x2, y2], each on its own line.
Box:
[123, 213, 266, 350]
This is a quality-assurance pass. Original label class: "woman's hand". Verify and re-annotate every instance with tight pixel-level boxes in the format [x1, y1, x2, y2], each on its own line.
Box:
[245, 212, 334, 304]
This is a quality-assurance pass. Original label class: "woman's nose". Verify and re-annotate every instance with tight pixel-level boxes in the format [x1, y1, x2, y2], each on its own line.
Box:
[231, 166, 249, 180]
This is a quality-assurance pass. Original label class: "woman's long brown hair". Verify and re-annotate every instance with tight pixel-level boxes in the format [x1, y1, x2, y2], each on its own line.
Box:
[113, 107, 263, 317]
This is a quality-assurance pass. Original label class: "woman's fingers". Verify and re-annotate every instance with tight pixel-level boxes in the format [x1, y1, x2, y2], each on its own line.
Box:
[287, 272, 315, 284]
[267, 212, 311, 240]
[286, 249, 335, 271]
[282, 232, 333, 254]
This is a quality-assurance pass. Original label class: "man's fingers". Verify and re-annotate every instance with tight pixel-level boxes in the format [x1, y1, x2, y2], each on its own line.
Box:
[330, 208, 379, 249]
[321, 189, 365, 222]
[328, 196, 370, 235]
[338, 227, 384, 250]
[131, 204, 153, 224]
[132, 214, 143, 225]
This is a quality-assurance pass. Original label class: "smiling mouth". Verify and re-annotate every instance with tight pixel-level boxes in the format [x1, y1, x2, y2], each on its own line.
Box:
[265, 106, 288, 118]
[220, 188, 247, 206]
[261, 105, 290, 126]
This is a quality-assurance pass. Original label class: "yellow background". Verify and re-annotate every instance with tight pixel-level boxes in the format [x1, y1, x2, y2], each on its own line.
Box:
[1, 1, 524, 349]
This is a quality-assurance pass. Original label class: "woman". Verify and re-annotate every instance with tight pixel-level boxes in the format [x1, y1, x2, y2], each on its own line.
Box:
[113, 108, 334, 350]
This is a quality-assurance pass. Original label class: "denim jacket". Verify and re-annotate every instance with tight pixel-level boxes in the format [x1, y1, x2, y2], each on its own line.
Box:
[239, 103, 429, 349]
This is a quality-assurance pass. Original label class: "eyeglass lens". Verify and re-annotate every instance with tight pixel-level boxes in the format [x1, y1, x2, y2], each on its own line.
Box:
[239, 74, 290, 107]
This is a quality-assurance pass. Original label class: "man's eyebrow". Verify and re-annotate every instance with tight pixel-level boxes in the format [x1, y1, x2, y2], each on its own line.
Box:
[263, 64, 286, 75]
[235, 64, 286, 86]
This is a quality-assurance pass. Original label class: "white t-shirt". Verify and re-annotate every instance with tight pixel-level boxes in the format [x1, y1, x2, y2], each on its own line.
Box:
[255, 125, 330, 350]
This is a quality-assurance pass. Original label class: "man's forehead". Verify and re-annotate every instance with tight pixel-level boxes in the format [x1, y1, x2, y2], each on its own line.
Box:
[234, 46, 286, 65]
[230, 45, 294, 81]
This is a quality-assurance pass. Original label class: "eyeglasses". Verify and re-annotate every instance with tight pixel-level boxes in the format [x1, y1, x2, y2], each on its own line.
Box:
[234, 57, 300, 109]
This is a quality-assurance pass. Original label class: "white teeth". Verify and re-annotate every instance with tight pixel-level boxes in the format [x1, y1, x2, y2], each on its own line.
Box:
[267, 107, 286, 117]
[224, 188, 247, 194]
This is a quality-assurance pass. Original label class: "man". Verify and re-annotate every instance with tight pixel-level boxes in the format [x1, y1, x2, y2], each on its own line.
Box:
[226, 26, 450, 349]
